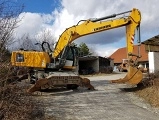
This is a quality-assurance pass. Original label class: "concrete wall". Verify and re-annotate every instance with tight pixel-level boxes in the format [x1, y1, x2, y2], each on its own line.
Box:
[149, 52, 159, 73]
[93, 58, 99, 72]
[110, 59, 114, 68]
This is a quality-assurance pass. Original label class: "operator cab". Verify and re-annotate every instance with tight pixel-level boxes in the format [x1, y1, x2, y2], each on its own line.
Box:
[46, 44, 78, 71]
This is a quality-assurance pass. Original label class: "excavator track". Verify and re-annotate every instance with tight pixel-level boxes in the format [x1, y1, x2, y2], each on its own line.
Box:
[27, 72, 95, 93]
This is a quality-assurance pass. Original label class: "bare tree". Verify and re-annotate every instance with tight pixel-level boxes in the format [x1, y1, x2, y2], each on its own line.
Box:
[36, 29, 56, 51]
[15, 29, 56, 52]
[89, 46, 98, 56]
[18, 34, 37, 50]
[0, 0, 23, 59]
[0, 2, 46, 119]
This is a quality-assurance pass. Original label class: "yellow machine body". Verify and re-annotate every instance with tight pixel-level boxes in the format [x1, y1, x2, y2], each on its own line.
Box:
[11, 51, 50, 68]
[11, 8, 143, 92]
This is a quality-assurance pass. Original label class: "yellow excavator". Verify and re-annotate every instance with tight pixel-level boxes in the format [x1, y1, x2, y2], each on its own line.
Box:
[11, 8, 143, 93]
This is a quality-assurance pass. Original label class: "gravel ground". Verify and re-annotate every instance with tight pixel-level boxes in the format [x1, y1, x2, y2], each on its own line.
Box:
[33, 72, 159, 120]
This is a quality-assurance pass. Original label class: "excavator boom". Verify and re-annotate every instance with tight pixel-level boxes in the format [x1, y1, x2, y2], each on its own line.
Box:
[53, 8, 141, 59]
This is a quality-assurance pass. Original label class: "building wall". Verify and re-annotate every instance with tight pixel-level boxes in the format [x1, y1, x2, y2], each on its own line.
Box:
[98, 57, 113, 73]
[110, 59, 114, 68]
[149, 52, 159, 73]
[92, 59, 99, 72]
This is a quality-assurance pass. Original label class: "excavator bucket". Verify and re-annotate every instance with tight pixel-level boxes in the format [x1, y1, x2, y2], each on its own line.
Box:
[110, 66, 143, 85]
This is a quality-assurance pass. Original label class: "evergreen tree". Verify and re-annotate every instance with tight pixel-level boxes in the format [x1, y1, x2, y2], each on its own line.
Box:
[78, 42, 91, 56]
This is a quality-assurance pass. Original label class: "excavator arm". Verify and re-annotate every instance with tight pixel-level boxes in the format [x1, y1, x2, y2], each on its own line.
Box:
[53, 8, 141, 60]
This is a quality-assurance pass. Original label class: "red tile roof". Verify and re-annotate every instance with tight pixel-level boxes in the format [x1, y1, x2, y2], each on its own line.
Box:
[109, 44, 148, 64]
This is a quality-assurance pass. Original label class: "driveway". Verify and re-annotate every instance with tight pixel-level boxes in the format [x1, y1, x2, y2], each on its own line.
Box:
[35, 72, 159, 120]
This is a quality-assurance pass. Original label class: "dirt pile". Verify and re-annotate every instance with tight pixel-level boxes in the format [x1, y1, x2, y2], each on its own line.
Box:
[136, 77, 159, 107]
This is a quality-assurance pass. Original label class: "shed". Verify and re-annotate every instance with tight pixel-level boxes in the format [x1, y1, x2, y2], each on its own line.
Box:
[78, 56, 113, 75]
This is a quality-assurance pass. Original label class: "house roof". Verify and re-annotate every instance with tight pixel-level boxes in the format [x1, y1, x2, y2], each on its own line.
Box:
[142, 35, 159, 46]
[79, 56, 98, 61]
[142, 35, 159, 52]
[109, 44, 148, 64]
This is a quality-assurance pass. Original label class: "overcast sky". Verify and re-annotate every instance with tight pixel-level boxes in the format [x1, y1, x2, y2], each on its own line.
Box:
[14, 0, 159, 57]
